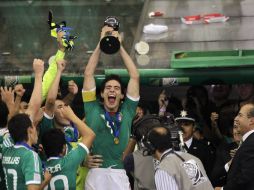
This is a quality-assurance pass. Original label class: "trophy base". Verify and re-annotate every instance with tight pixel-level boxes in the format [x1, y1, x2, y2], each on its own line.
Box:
[100, 36, 120, 54]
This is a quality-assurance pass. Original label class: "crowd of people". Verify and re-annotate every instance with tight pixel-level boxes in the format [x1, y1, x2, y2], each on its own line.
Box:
[0, 26, 254, 190]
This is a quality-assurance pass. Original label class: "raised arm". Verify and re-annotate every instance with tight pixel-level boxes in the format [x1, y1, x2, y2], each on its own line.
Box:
[59, 106, 95, 149]
[83, 26, 114, 91]
[44, 59, 66, 117]
[42, 31, 66, 101]
[119, 39, 139, 99]
[26, 59, 44, 121]
[83, 43, 101, 91]
[62, 80, 78, 106]
[14, 84, 26, 113]
[0, 86, 15, 120]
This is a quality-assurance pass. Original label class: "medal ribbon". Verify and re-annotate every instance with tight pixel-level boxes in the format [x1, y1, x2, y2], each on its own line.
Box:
[64, 122, 79, 143]
[104, 111, 121, 139]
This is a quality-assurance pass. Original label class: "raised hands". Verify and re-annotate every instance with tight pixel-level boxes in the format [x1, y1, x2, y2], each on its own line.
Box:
[68, 80, 78, 95]
[0, 86, 14, 106]
[33, 58, 45, 77]
[56, 59, 66, 72]
[158, 90, 169, 109]
[58, 105, 76, 121]
[0, 86, 15, 119]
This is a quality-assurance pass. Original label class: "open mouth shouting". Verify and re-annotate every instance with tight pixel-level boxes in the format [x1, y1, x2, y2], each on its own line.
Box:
[108, 95, 116, 105]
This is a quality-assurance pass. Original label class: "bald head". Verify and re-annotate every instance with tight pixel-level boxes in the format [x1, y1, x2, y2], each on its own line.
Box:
[147, 126, 172, 153]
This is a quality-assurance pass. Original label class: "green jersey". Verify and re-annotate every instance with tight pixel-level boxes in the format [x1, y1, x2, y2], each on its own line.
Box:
[2, 138, 43, 190]
[38, 113, 76, 156]
[83, 90, 138, 169]
[0, 128, 9, 190]
[38, 113, 54, 142]
[44, 143, 88, 190]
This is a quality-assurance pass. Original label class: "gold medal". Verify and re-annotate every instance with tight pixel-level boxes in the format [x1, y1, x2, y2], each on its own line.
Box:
[114, 137, 119, 144]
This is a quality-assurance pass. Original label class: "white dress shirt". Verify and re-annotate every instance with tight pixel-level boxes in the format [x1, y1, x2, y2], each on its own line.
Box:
[155, 169, 179, 190]
[184, 137, 193, 149]
[222, 130, 254, 190]
[155, 149, 179, 190]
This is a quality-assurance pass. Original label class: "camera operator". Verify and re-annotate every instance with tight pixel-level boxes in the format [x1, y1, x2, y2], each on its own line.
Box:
[143, 126, 213, 190]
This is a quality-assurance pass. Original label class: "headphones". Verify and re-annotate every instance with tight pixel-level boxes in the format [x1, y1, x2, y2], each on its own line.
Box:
[131, 114, 161, 141]
[141, 126, 173, 156]
[141, 133, 156, 156]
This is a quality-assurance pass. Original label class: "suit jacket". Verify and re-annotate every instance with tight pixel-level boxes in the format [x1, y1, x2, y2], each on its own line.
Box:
[224, 132, 254, 190]
[186, 138, 215, 178]
[211, 142, 238, 186]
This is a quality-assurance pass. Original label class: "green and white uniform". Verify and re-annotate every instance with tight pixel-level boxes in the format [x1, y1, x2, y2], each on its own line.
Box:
[2, 138, 43, 190]
[44, 143, 89, 190]
[83, 89, 139, 190]
[38, 113, 54, 143]
[83, 89, 138, 169]
[0, 128, 9, 190]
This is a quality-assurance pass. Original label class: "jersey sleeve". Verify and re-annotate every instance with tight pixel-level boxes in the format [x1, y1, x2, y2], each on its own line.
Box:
[42, 50, 65, 101]
[82, 89, 101, 132]
[2, 133, 14, 154]
[22, 151, 43, 185]
[122, 96, 139, 123]
[64, 143, 89, 169]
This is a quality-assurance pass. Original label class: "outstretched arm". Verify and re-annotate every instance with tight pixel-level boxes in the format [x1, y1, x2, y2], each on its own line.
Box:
[83, 43, 101, 91]
[62, 80, 78, 105]
[44, 59, 66, 117]
[42, 31, 66, 101]
[119, 39, 139, 99]
[0, 86, 15, 120]
[14, 84, 26, 114]
[26, 59, 44, 122]
[83, 26, 114, 91]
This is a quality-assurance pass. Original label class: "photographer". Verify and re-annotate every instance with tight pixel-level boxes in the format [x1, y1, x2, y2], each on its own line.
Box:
[124, 115, 161, 190]
[143, 126, 213, 190]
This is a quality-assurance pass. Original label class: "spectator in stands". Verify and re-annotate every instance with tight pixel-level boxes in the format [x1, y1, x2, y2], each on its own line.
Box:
[158, 89, 182, 117]
[209, 84, 238, 145]
[235, 83, 254, 106]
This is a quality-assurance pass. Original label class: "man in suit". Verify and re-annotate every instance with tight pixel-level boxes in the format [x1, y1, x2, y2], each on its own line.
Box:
[211, 124, 242, 186]
[215, 103, 254, 190]
[175, 110, 215, 179]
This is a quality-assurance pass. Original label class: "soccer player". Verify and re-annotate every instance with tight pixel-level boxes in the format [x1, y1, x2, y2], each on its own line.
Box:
[83, 26, 139, 189]
[41, 105, 95, 190]
[2, 113, 51, 190]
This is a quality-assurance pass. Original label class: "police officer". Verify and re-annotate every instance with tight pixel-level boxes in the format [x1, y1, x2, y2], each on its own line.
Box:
[175, 110, 215, 179]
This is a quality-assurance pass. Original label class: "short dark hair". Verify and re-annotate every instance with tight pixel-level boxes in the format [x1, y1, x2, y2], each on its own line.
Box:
[0, 101, 9, 128]
[8, 113, 32, 143]
[41, 128, 66, 158]
[100, 74, 124, 94]
[147, 127, 173, 153]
